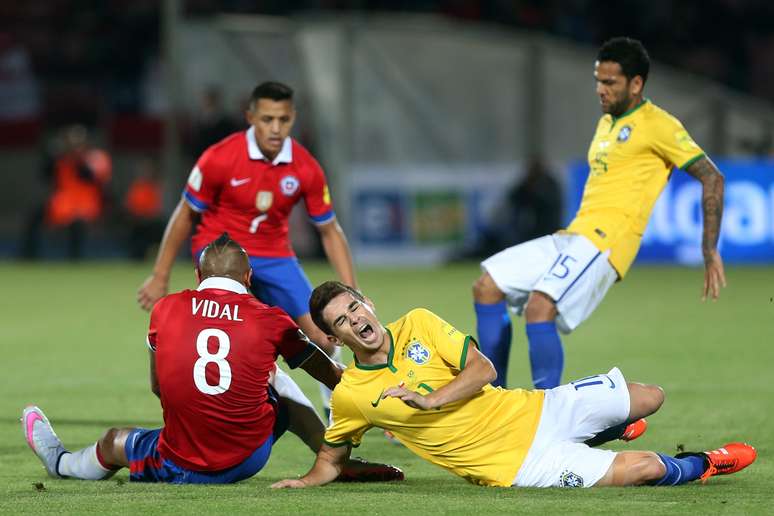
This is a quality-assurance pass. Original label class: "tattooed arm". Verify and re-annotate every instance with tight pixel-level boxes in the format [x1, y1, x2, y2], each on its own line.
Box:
[684, 156, 726, 300]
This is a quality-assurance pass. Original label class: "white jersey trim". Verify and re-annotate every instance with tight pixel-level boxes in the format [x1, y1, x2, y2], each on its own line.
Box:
[246, 127, 293, 164]
[197, 276, 248, 294]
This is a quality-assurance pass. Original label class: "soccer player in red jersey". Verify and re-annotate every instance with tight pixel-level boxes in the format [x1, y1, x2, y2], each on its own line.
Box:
[23, 235, 402, 484]
[136, 81, 357, 410]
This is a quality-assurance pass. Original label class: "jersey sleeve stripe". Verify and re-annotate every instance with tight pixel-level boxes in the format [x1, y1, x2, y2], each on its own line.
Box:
[309, 210, 335, 225]
[183, 191, 208, 212]
[284, 343, 317, 369]
[146, 336, 156, 352]
[679, 153, 705, 170]
[460, 335, 474, 370]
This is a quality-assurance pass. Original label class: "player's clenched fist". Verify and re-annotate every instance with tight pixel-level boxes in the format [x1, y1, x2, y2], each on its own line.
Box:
[137, 274, 168, 311]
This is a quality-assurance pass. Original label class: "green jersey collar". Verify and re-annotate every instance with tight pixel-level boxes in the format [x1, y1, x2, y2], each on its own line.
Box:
[354, 329, 397, 372]
[611, 98, 648, 128]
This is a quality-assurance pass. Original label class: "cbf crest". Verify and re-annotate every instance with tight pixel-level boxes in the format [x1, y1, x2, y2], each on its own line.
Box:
[280, 175, 300, 196]
[617, 125, 633, 142]
[256, 191, 273, 212]
[407, 341, 430, 365]
[559, 470, 584, 488]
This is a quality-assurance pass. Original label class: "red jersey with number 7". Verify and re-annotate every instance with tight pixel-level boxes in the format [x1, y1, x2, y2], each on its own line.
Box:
[183, 128, 335, 257]
[146, 277, 315, 471]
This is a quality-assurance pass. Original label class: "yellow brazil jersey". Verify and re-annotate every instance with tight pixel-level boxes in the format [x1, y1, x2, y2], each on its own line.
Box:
[323, 308, 545, 487]
[566, 100, 704, 277]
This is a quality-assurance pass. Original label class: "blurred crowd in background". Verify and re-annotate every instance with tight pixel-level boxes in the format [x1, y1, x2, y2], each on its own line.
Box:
[1, 1, 773, 260]
[2, 1, 773, 132]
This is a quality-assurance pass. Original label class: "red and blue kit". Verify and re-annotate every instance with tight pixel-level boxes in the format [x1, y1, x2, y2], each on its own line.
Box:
[184, 128, 335, 258]
[127, 277, 314, 481]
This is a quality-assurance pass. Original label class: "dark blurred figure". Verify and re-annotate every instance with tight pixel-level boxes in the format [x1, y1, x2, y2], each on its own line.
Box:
[507, 157, 562, 244]
[20, 125, 112, 260]
[124, 157, 164, 261]
[190, 86, 240, 158]
[456, 157, 562, 260]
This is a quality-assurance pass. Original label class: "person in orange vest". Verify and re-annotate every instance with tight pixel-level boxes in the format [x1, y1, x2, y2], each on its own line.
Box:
[124, 158, 164, 260]
[45, 125, 112, 259]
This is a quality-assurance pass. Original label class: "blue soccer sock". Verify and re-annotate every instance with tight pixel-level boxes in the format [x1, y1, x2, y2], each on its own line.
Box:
[525, 321, 563, 389]
[653, 453, 707, 486]
[474, 301, 512, 388]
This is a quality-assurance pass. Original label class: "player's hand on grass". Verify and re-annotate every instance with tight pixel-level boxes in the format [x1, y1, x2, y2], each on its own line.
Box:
[702, 250, 726, 301]
[270, 478, 308, 489]
[383, 385, 434, 410]
[137, 274, 169, 311]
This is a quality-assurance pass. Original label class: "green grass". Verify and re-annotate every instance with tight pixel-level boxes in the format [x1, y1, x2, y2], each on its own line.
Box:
[1, 261, 772, 514]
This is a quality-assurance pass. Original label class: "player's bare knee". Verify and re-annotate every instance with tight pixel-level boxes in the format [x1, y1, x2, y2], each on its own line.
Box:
[638, 452, 666, 484]
[472, 273, 504, 303]
[524, 292, 557, 322]
[627, 382, 665, 420]
[97, 428, 121, 461]
[649, 384, 665, 411]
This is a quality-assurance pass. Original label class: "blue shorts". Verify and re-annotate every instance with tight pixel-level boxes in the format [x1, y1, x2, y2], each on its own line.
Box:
[194, 251, 313, 319]
[126, 387, 290, 484]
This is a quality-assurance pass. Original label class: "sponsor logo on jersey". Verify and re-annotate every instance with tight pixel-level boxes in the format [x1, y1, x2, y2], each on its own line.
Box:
[407, 342, 431, 365]
[371, 388, 385, 407]
[230, 177, 251, 187]
[617, 125, 632, 142]
[256, 191, 273, 212]
[559, 470, 584, 487]
[280, 175, 300, 196]
[188, 166, 203, 191]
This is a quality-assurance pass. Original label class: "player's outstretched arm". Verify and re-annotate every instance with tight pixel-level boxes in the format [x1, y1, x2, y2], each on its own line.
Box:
[270, 443, 350, 489]
[684, 156, 727, 301]
[383, 346, 497, 410]
[137, 199, 199, 310]
[298, 345, 344, 391]
[317, 219, 358, 288]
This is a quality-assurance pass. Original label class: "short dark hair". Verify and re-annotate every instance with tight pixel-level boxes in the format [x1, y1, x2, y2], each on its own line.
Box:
[309, 281, 366, 336]
[198, 232, 249, 280]
[250, 81, 294, 105]
[597, 37, 650, 84]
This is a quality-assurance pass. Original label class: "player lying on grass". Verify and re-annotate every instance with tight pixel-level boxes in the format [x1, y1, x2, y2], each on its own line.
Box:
[23, 235, 402, 484]
[271, 281, 755, 489]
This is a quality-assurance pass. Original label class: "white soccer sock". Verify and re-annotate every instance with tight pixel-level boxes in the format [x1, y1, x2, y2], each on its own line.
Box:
[271, 365, 316, 411]
[57, 443, 113, 480]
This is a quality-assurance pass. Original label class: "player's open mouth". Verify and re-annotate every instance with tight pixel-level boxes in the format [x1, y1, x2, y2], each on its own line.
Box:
[358, 323, 374, 339]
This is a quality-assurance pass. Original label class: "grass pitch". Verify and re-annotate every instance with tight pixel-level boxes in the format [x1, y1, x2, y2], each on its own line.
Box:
[1, 261, 772, 514]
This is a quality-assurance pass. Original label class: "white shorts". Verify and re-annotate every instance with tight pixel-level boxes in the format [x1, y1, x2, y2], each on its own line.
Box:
[481, 233, 618, 333]
[513, 367, 631, 488]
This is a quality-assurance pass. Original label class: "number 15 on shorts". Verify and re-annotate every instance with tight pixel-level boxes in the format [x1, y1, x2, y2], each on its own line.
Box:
[549, 254, 578, 279]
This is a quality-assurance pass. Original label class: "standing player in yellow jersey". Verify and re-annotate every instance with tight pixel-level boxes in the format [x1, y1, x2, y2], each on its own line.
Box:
[270, 281, 755, 489]
[473, 37, 726, 390]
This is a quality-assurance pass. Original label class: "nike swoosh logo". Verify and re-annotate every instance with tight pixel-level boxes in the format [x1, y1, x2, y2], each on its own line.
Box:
[371, 389, 385, 407]
[230, 177, 251, 187]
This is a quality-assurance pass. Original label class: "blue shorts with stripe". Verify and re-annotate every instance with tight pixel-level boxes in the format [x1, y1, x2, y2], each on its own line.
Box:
[194, 250, 313, 319]
[126, 387, 289, 484]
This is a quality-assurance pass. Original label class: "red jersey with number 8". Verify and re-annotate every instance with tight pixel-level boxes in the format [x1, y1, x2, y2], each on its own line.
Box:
[146, 277, 314, 471]
[183, 129, 335, 257]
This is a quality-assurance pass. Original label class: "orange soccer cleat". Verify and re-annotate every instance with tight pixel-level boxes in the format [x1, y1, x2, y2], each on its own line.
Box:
[620, 418, 648, 442]
[677, 442, 757, 483]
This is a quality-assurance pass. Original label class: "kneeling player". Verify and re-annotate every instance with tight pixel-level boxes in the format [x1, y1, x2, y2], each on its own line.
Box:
[271, 281, 755, 489]
[22, 236, 402, 484]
